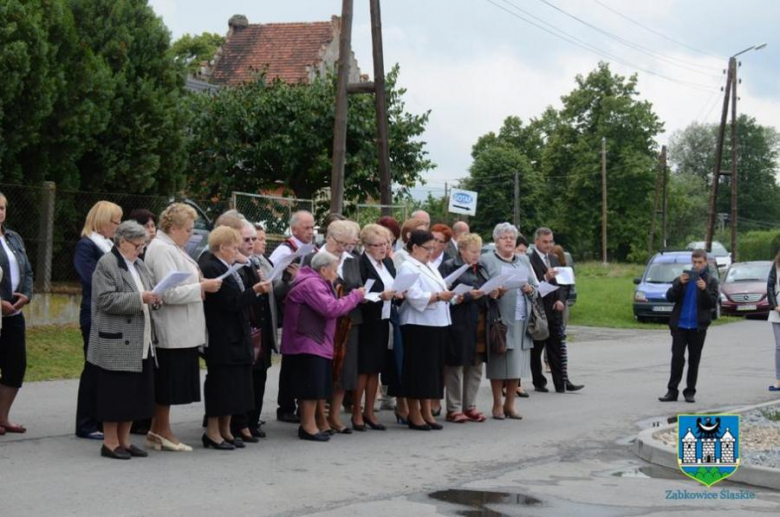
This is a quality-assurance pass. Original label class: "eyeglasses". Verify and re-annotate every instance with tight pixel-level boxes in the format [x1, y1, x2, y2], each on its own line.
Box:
[419, 245, 435, 252]
[329, 236, 350, 249]
[128, 241, 146, 252]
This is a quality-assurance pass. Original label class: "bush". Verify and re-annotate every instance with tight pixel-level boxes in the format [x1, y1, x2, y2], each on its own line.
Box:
[739, 230, 780, 261]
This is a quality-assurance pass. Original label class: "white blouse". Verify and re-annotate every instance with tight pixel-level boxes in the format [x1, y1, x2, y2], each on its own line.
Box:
[398, 256, 452, 328]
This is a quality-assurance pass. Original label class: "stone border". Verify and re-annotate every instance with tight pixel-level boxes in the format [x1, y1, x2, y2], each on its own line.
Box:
[634, 399, 780, 491]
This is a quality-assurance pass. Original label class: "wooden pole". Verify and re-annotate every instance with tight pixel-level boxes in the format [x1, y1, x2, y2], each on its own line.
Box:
[705, 60, 733, 252]
[648, 149, 663, 255]
[369, 0, 392, 215]
[601, 137, 608, 265]
[330, 0, 354, 215]
[513, 170, 520, 227]
[661, 145, 668, 248]
[730, 59, 738, 262]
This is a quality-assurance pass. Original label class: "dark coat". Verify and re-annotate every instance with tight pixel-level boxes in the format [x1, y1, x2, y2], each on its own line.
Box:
[439, 255, 489, 366]
[74, 237, 105, 328]
[239, 261, 274, 369]
[529, 249, 565, 324]
[666, 268, 720, 330]
[768, 265, 778, 310]
[0, 226, 33, 304]
[201, 254, 258, 366]
[358, 253, 396, 350]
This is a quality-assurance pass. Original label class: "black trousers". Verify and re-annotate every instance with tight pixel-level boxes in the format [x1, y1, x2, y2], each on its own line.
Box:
[75, 325, 101, 436]
[232, 365, 268, 432]
[531, 320, 565, 392]
[667, 327, 707, 397]
[276, 354, 297, 418]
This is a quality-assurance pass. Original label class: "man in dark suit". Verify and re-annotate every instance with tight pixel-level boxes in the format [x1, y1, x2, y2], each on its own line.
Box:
[529, 227, 583, 393]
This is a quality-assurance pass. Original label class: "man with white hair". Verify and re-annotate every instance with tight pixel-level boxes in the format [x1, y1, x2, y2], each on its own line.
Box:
[446, 220, 469, 258]
[269, 210, 316, 265]
[410, 210, 431, 231]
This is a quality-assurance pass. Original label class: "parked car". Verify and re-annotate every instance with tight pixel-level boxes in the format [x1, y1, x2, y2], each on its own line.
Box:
[720, 261, 772, 318]
[633, 251, 720, 323]
[175, 199, 212, 259]
[686, 240, 731, 271]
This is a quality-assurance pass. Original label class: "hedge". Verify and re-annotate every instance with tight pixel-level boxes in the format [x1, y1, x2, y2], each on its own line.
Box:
[738, 230, 780, 261]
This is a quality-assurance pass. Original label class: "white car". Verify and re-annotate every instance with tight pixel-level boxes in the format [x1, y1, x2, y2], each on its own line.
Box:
[686, 241, 731, 271]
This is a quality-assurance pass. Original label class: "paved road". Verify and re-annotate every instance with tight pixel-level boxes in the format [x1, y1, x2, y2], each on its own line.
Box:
[2, 320, 779, 516]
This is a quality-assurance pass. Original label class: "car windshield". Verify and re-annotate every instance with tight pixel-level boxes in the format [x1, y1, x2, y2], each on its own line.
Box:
[725, 264, 771, 283]
[644, 263, 689, 283]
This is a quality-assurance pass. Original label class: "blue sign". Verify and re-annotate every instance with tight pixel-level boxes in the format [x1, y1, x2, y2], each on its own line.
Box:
[677, 414, 740, 487]
[448, 188, 478, 216]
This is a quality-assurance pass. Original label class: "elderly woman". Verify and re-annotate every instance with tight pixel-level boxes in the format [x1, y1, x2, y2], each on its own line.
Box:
[0, 192, 34, 436]
[481, 223, 538, 420]
[281, 251, 364, 441]
[73, 201, 123, 440]
[201, 226, 271, 450]
[439, 233, 492, 423]
[87, 221, 161, 459]
[393, 218, 428, 270]
[429, 224, 453, 270]
[143, 203, 222, 452]
[355, 224, 398, 431]
[398, 230, 456, 430]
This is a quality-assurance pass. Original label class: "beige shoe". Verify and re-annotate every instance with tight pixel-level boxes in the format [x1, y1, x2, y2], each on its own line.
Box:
[147, 431, 193, 452]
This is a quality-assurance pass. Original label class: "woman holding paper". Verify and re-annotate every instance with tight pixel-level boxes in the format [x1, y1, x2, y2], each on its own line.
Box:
[398, 230, 456, 430]
[143, 203, 222, 452]
[439, 233, 491, 423]
[480, 223, 538, 420]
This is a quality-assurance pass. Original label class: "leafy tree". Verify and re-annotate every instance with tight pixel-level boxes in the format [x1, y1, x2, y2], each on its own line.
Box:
[170, 32, 225, 76]
[185, 65, 433, 209]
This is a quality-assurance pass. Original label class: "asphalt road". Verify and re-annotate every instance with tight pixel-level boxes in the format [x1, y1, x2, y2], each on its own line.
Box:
[2, 320, 779, 516]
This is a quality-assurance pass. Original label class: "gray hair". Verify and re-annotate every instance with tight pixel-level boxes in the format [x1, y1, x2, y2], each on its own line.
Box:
[241, 219, 257, 234]
[290, 210, 313, 228]
[534, 227, 553, 240]
[492, 222, 519, 243]
[311, 250, 340, 272]
[327, 220, 357, 240]
[113, 220, 147, 245]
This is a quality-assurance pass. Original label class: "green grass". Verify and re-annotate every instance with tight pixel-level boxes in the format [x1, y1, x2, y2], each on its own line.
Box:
[569, 262, 739, 329]
[25, 325, 84, 382]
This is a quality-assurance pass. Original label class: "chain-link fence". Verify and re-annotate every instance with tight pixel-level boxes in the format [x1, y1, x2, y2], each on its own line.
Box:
[352, 204, 409, 227]
[231, 191, 315, 254]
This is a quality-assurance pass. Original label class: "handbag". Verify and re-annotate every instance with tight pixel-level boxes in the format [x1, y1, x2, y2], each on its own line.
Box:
[251, 327, 263, 364]
[487, 299, 508, 355]
[527, 297, 550, 341]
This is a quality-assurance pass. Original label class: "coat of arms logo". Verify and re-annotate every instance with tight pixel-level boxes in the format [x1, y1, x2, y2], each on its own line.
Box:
[677, 414, 740, 487]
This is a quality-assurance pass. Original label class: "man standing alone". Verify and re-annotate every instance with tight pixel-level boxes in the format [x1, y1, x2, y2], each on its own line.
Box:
[659, 249, 719, 403]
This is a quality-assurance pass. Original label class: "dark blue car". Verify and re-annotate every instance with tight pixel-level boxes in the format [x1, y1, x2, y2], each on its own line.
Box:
[633, 251, 721, 323]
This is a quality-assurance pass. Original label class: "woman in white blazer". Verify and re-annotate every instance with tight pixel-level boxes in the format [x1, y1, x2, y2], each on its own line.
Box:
[143, 203, 222, 451]
[398, 230, 456, 431]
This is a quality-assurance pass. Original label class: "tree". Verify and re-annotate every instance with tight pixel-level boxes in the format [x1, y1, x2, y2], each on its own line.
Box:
[170, 32, 225, 76]
[185, 65, 433, 209]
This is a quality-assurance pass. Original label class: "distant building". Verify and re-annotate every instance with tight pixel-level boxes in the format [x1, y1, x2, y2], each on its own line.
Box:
[203, 14, 363, 86]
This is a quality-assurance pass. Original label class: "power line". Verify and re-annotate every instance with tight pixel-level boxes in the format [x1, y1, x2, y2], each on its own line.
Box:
[534, 0, 721, 75]
[484, 0, 714, 92]
[592, 0, 725, 60]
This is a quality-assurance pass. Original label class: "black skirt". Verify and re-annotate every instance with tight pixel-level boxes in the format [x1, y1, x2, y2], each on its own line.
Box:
[154, 347, 202, 406]
[358, 318, 389, 375]
[204, 364, 254, 417]
[94, 356, 155, 422]
[282, 353, 333, 401]
[400, 325, 446, 400]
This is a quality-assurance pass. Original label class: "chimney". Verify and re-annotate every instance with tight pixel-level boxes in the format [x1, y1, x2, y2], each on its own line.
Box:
[228, 14, 249, 38]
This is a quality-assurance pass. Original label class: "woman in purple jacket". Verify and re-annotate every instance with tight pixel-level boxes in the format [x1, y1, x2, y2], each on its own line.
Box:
[280, 251, 365, 442]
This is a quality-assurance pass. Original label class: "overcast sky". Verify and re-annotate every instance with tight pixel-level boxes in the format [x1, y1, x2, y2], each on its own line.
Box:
[149, 0, 780, 198]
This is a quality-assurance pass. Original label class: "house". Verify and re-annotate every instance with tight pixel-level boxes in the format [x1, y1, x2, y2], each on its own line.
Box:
[204, 14, 363, 86]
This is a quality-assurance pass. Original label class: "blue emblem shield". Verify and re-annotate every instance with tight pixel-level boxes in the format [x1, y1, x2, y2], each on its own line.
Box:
[677, 414, 740, 487]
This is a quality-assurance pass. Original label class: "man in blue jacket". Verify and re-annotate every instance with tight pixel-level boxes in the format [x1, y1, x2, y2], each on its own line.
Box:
[659, 249, 720, 403]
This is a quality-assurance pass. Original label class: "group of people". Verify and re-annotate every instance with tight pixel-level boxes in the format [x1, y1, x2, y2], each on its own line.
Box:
[0, 193, 586, 457]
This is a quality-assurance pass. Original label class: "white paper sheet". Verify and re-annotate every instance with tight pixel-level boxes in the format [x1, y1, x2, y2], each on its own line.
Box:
[391, 271, 420, 292]
[364, 292, 382, 303]
[292, 243, 316, 264]
[477, 273, 514, 294]
[364, 279, 376, 292]
[268, 253, 296, 282]
[555, 267, 575, 285]
[538, 281, 560, 298]
[152, 271, 193, 296]
[451, 283, 473, 296]
[442, 263, 470, 287]
[216, 262, 247, 281]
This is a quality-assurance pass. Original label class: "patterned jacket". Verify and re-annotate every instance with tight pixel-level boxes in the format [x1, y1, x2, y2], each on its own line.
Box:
[87, 247, 157, 373]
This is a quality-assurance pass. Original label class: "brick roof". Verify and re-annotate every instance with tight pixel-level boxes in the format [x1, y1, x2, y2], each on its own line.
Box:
[210, 21, 335, 86]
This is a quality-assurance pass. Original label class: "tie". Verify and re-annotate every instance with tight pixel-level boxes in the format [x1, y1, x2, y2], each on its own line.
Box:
[544, 254, 550, 269]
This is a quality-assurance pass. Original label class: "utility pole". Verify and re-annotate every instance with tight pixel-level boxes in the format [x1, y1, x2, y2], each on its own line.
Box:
[330, 0, 353, 214]
[513, 170, 520, 227]
[443, 182, 449, 216]
[661, 145, 669, 248]
[648, 146, 665, 254]
[601, 137, 608, 265]
[729, 60, 739, 262]
[370, 0, 392, 215]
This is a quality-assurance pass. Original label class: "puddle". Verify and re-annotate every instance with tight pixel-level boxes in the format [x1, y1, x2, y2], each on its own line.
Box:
[610, 464, 681, 480]
[428, 489, 542, 516]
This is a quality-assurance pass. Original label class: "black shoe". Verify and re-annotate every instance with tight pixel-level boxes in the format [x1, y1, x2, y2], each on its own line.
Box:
[224, 437, 245, 448]
[331, 426, 353, 434]
[201, 434, 234, 450]
[277, 412, 300, 424]
[658, 391, 678, 402]
[565, 383, 584, 392]
[351, 418, 367, 432]
[238, 432, 260, 443]
[395, 412, 409, 425]
[298, 426, 330, 442]
[432, 408, 442, 417]
[684, 394, 696, 403]
[363, 414, 386, 431]
[516, 390, 530, 398]
[408, 421, 431, 431]
[124, 444, 148, 457]
[424, 420, 443, 430]
[101, 445, 131, 460]
[534, 386, 549, 393]
[249, 427, 266, 439]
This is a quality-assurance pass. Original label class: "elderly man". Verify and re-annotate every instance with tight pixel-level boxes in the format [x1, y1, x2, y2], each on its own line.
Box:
[269, 210, 315, 264]
[528, 227, 583, 394]
[446, 221, 469, 258]
[410, 210, 431, 231]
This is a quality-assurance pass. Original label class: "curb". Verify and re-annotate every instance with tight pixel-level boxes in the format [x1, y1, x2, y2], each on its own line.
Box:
[634, 399, 780, 491]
